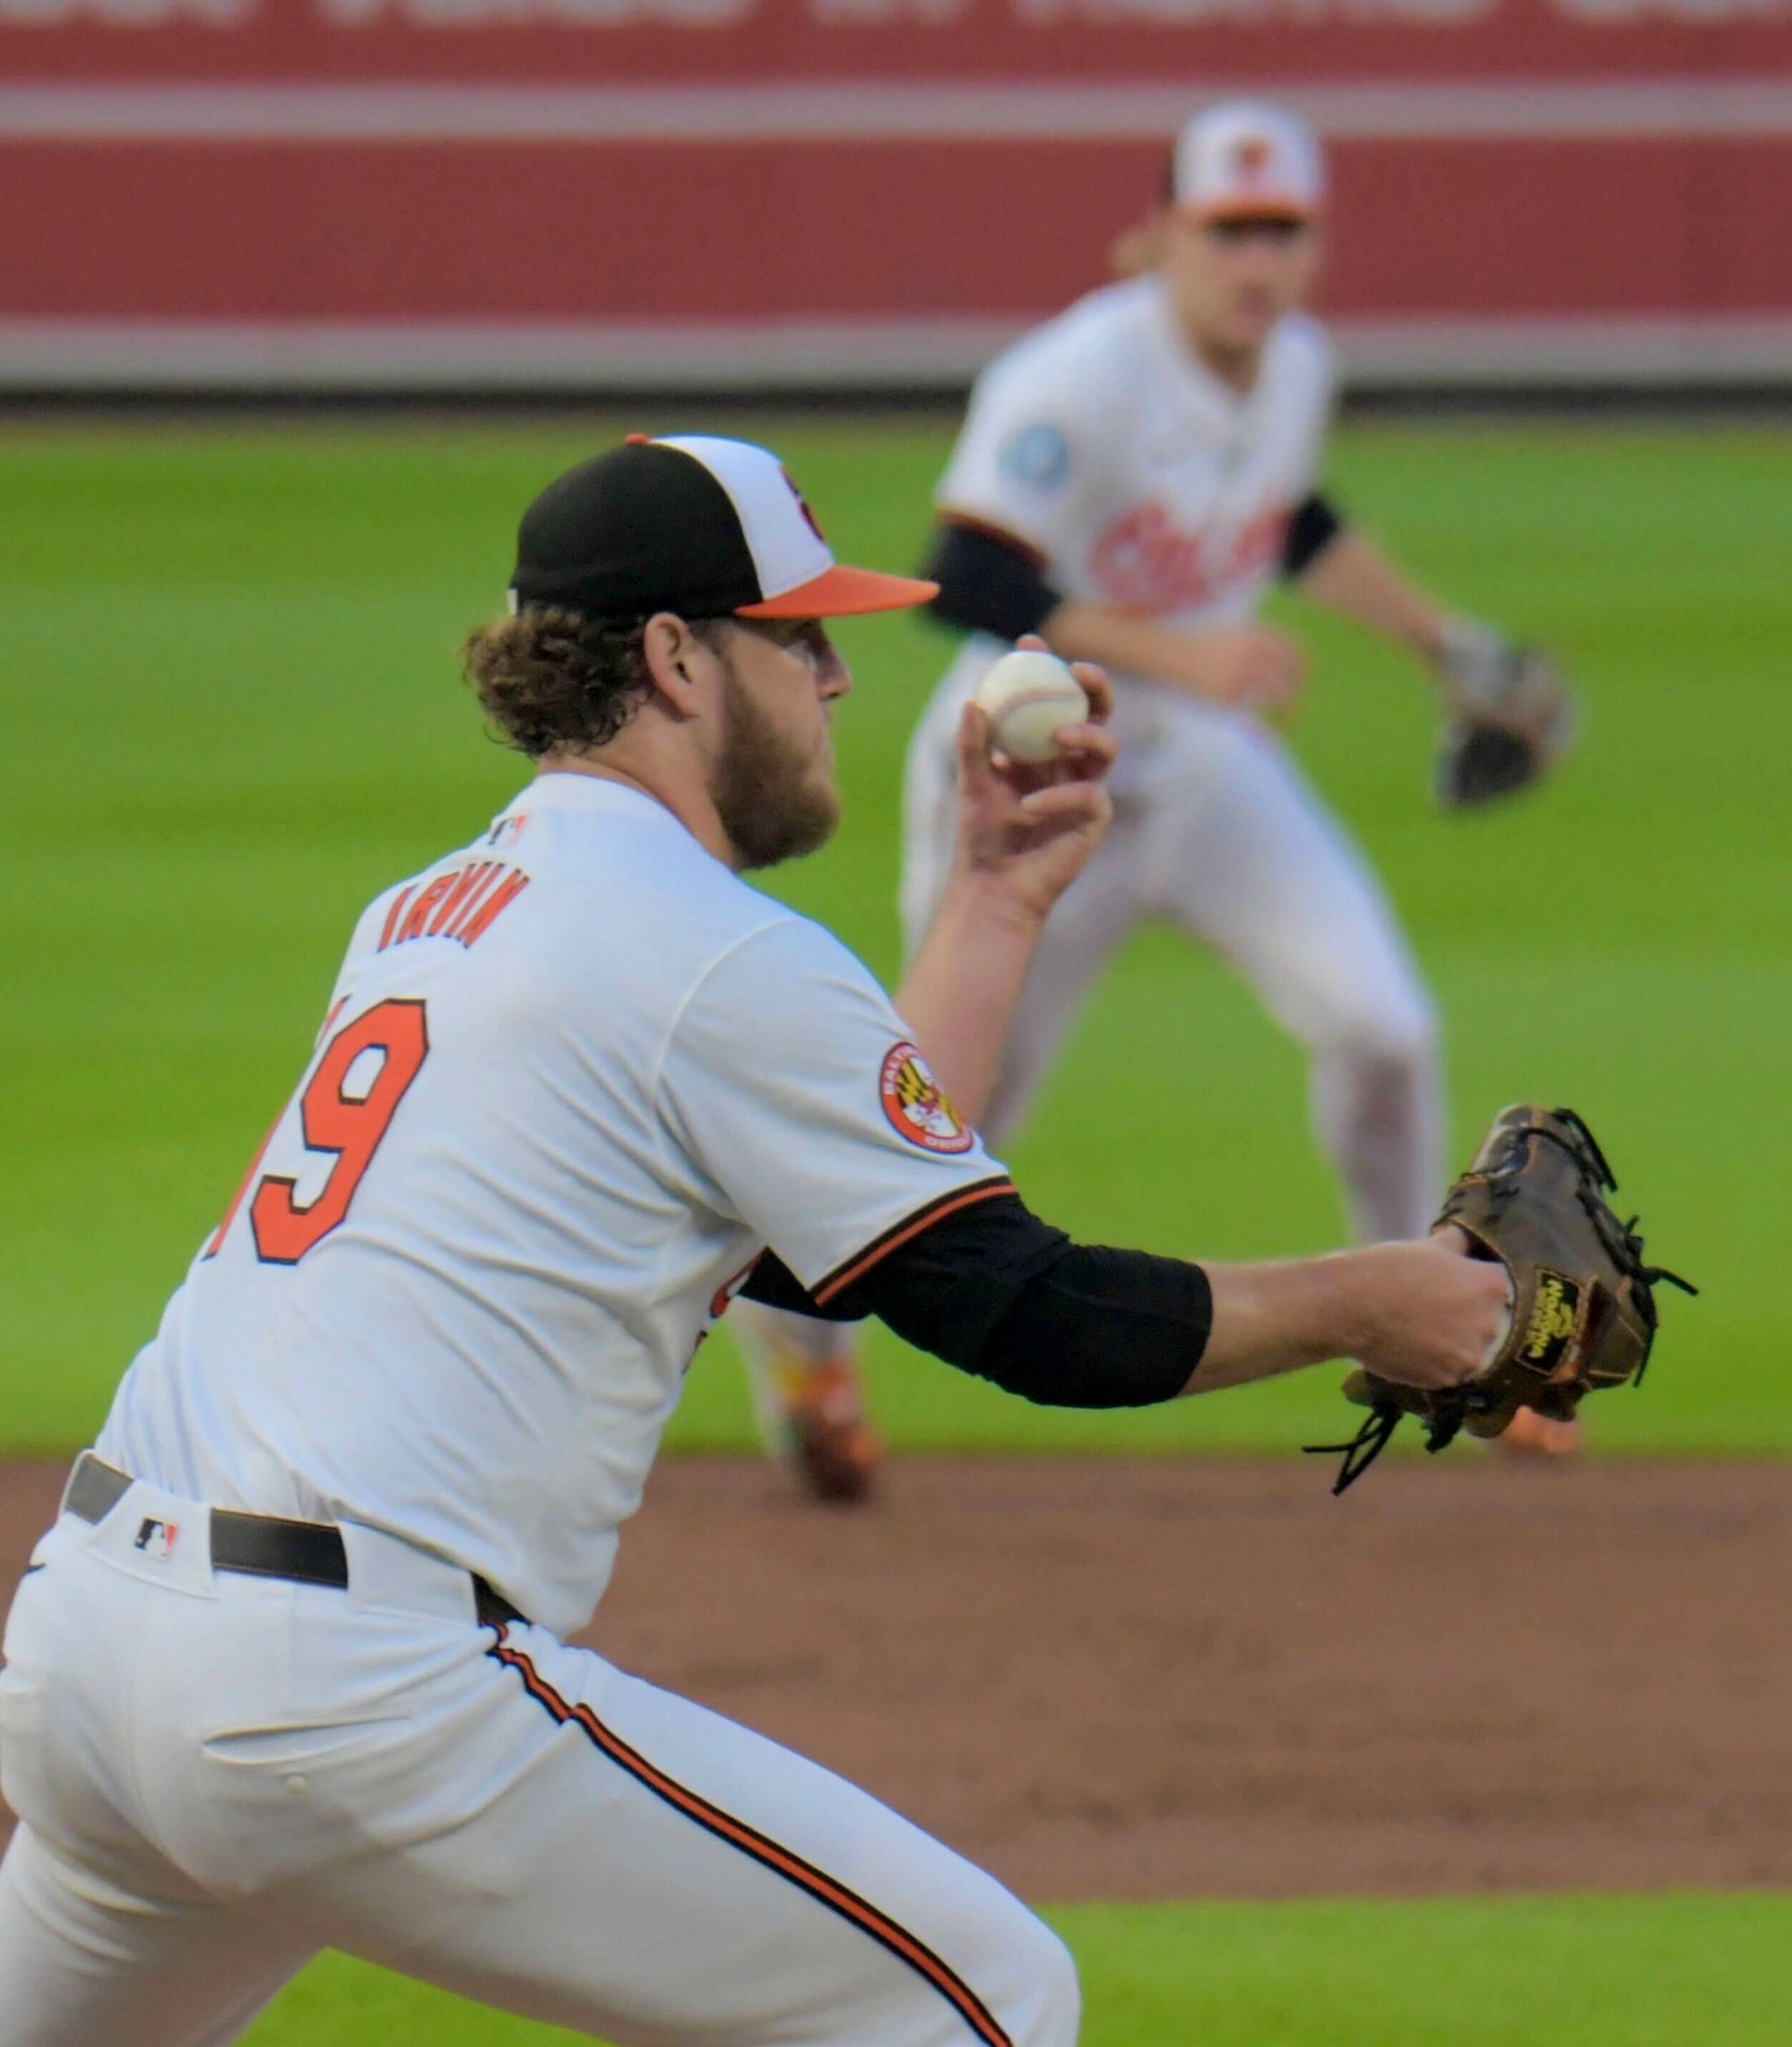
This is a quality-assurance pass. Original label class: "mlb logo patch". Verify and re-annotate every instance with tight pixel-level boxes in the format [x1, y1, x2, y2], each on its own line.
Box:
[134, 1517, 179, 1562]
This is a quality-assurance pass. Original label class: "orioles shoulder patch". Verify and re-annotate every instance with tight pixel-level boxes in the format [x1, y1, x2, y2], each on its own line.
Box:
[880, 1042, 973, 1155]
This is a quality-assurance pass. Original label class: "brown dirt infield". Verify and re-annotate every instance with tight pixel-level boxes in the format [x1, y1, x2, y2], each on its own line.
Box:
[3, 1454, 1789, 1900]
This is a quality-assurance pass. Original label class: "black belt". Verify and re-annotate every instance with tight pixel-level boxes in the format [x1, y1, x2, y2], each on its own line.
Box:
[65, 1453, 526, 1631]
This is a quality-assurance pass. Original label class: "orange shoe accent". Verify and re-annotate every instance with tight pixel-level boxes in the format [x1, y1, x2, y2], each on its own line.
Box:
[1498, 1407, 1585, 1459]
[486, 1633, 1010, 2046]
[781, 1356, 882, 1505]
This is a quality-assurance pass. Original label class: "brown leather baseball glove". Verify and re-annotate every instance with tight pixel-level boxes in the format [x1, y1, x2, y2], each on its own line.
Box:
[1310, 1105, 1694, 1494]
[1435, 620, 1574, 809]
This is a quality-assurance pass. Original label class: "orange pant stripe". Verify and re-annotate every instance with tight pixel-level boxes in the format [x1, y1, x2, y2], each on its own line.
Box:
[486, 1633, 1014, 2047]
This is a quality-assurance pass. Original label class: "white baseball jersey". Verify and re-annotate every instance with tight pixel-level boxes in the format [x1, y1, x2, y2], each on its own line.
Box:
[937, 273, 1335, 633]
[99, 771, 1009, 1636]
[904, 273, 1440, 1245]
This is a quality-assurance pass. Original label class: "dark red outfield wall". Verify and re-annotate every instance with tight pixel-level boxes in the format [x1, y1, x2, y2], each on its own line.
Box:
[4, 2, 1790, 387]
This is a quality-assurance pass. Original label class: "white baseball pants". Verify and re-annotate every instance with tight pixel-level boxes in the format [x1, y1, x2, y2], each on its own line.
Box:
[902, 641, 1443, 1245]
[0, 1477, 1077, 2047]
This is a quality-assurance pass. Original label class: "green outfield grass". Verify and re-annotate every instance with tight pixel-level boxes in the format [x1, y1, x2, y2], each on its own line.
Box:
[1, 419, 1785, 1456]
[244, 1892, 1792, 2045]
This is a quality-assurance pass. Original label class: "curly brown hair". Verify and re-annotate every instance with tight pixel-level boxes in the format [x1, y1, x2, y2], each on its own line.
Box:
[463, 607, 677, 757]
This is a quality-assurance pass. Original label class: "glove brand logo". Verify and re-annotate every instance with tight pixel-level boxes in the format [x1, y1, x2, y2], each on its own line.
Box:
[1523, 1271, 1580, 1370]
[880, 1042, 974, 1155]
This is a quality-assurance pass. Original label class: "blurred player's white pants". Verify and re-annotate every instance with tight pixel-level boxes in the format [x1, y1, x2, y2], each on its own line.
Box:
[903, 638, 1443, 1245]
[0, 1478, 1077, 2047]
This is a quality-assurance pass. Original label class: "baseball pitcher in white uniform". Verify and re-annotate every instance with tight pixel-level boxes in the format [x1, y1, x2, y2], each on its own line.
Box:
[735, 100, 1577, 1475]
[0, 434, 1511, 2047]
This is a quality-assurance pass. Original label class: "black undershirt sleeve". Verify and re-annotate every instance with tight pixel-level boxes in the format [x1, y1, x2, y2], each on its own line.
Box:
[1279, 492, 1347, 580]
[742, 1193, 1209, 1409]
[922, 521, 1063, 643]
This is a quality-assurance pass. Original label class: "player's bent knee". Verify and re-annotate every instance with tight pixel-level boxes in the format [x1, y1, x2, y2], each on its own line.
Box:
[1364, 1013, 1439, 1078]
[1031, 1922, 1083, 2045]
[1319, 990, 1439, 1078]
[990, 1908, 1081, 2047]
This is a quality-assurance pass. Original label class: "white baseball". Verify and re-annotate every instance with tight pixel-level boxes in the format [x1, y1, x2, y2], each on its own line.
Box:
[972, 651, 1091, 765]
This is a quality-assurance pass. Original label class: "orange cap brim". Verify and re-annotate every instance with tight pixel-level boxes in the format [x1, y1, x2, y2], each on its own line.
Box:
[1181, 199, 1317, 226]
[738, 564, 939, 620]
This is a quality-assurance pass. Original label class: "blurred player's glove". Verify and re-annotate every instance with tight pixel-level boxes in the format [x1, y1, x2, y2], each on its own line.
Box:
[1309, 1106, 1694, 1495]
[1434, 617, 1573, 809]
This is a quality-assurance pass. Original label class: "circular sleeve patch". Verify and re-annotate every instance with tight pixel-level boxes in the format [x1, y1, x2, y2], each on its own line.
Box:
[1000, 421, 1071, 491]
[879, 1042, 974, 1155]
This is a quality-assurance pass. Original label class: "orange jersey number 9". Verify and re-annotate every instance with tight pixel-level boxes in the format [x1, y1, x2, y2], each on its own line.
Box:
[210, 998, 431, 1267]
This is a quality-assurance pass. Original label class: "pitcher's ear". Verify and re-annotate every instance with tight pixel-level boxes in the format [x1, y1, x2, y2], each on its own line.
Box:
[640, 613, 709, 716]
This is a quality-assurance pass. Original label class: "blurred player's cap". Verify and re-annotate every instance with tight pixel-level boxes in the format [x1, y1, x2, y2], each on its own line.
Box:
[1172, 101, 1324, 223]
[509, 435, 938, 620]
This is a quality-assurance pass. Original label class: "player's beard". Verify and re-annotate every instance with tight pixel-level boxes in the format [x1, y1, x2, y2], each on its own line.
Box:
[709, 663, 841, 872]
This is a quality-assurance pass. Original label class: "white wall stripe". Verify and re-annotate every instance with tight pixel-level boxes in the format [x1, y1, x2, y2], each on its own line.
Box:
[2, 317, 1789, 389]
[3, 79, 1792, 144]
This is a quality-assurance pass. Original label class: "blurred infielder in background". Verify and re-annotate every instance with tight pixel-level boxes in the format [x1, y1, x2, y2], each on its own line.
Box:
[737, 100, 1575, 1494]
[0, 436, 1511, 2046]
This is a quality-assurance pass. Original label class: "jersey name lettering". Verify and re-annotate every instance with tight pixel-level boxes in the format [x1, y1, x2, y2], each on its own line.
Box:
[1089, 499, 1288, 612]
[379, 862, 532, 951]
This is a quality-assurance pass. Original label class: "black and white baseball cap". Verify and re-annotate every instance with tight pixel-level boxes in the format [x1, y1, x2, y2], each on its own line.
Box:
[509, 434, 939, 621]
